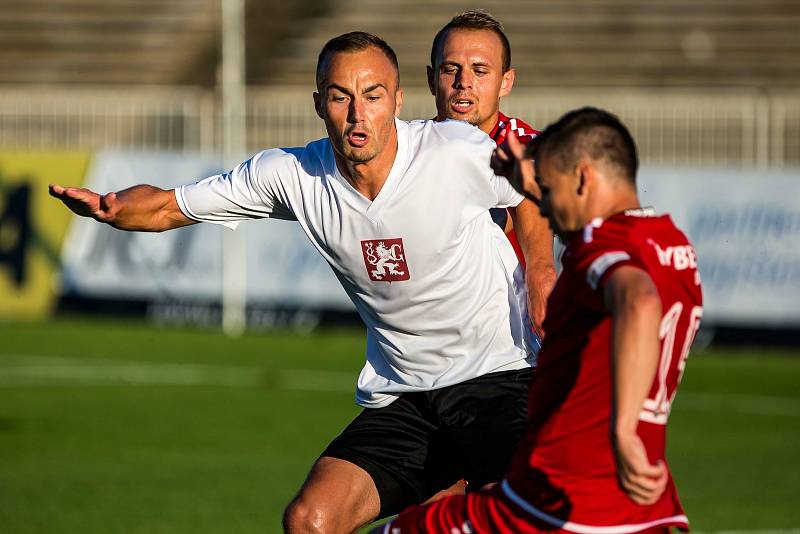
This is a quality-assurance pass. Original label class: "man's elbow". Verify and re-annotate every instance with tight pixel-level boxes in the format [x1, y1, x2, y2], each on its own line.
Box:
[628, 284, 662, 319]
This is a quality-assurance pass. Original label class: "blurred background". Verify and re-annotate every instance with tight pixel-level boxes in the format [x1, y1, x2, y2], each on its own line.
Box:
[1, 1, 799, 533]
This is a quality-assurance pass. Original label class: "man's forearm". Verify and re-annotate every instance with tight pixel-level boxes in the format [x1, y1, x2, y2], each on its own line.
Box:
[510, 200, 554, 274]
[108, 185, 194, 232]
[510, 200, 556, 336]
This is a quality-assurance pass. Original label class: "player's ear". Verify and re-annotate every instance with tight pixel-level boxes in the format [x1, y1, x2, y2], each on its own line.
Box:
[576, 161, 597, 197]
[313, 92, 324, 119]
[394, 87, 404, 117]
[576, 161, 590, 196]
[499, 68, 515, 98]
[426, 65, 436, 95]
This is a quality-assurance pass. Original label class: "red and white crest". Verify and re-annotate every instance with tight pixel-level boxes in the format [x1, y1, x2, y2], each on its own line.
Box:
[360, 238, 410, 282]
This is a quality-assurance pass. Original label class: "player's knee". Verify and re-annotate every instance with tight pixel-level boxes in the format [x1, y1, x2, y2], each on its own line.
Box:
[283, 497, 334, 534]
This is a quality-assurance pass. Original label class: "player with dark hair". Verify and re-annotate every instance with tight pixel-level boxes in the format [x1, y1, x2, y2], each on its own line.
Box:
[376, 107, 703, 533]
[429, 10, 555, 339]
[51, 31, 547, 534]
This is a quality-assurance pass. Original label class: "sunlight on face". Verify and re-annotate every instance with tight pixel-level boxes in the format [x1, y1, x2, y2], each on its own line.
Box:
[430, 28, 512, 134]
[315, 48, 402, 165]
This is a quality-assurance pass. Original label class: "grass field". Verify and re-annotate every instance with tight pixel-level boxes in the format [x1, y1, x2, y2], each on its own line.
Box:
[1, 318, 799, 533]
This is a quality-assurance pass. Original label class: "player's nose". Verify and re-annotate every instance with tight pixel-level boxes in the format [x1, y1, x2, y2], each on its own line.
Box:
[347, 99, 365, 123]
[453, 70, 473, 89]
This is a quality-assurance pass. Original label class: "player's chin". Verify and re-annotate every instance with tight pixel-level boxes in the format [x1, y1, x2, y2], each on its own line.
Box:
[446, 110, 480, 126]
[344, 146, 379, 164]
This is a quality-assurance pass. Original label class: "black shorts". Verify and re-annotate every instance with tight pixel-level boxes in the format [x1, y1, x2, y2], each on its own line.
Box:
[321, 367, 533, 518]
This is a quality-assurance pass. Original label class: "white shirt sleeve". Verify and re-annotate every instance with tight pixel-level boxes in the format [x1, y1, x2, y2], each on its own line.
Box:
[490, 171, 525, 208]
[175, 148, 297, 230]
[438, 120, 525, 209]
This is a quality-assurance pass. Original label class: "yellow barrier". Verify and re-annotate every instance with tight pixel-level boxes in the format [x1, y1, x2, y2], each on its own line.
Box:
[0, 152, 90, 319]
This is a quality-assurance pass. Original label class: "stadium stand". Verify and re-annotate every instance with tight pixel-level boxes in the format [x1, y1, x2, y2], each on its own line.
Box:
[1, 0, 798, 88]
[0, 1, 799, 166]
[256, 0, 800, 89]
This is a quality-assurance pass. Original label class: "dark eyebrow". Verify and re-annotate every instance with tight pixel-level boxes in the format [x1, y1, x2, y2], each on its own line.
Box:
[363, 83, 387, 94]
[326, 84, 352, 96]
[326, 83, 387, 95]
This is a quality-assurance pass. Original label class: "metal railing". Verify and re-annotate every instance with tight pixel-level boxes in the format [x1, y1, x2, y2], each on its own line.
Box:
[1, 85, 798, 168]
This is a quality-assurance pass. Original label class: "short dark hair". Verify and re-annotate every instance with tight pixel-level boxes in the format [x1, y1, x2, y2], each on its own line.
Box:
[529, 107, 639, 184]
[430, 10, 511, 72]
[316, 31, 400, 90]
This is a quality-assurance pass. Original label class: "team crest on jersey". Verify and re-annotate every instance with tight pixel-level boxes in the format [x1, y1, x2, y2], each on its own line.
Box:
[360, 238, 410, 282]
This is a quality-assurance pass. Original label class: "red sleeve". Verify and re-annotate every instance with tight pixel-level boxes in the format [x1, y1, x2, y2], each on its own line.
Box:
[570, 224, 649, 310]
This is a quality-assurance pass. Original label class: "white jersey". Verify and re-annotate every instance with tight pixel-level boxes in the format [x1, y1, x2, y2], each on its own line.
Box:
[176, 118, 535, 407]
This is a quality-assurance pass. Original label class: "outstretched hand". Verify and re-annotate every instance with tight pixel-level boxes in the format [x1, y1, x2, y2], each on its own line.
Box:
[614, 430, 668, 505]
[49, 184, 118, 223]
[490, 131, 540, 201]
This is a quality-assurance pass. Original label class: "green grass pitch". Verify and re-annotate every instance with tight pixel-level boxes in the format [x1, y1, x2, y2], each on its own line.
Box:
[0, 318, 798, 533]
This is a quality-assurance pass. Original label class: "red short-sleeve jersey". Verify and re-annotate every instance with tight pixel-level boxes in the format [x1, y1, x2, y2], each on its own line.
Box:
[504, 209, 703, 531]
[385, 209, 703, 534]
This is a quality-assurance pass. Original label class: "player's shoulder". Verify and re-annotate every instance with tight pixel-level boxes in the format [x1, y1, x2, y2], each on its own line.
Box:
[251, 137, 330, 175]
[591, 209, 674, 241]
[494, 112, 540, 144]
[569, 209, 669, 262]
[412, 118, 493, 148]
[500, 113, 539, 137]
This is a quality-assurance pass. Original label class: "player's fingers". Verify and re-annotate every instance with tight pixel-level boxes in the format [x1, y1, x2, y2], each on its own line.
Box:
[489, 153, 507, 174]
[99, 192, 116, 212]
[622, 475, 661, 504]
[494, 144, 511, 162]
[631, 482, 664, 505]
[48, 184, 66, 197]
[623, 467, 667, 505]
[632, 458, 666, 480]
[62, 187, 92, 202]
[506, 130, 525, 158]
[490, 161, 509, 180]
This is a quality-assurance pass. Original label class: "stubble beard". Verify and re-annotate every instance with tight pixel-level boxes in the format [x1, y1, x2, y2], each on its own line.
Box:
[344, 145, 379, 163]
[445, 108, 481, 127]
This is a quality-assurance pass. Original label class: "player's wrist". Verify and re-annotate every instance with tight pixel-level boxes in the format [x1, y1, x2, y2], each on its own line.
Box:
[614, 415, 640, 439]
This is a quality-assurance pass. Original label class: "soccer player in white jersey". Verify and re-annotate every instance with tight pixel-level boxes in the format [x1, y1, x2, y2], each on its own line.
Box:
[50, 32, 544, 534]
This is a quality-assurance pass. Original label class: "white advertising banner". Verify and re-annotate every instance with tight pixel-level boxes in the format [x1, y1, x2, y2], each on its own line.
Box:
[61, 151, 800, 325]
[639, 167, 800, 326]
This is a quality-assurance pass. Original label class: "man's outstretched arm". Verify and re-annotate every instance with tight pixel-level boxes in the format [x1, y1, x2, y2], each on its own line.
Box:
[604, 265, 668, 506]
[49, 184, 195, 232]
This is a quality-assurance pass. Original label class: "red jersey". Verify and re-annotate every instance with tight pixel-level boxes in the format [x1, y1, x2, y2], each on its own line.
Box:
[490, 112, 540, 267]
[504, 209, 703, 531]
[388, 210, 703, 534]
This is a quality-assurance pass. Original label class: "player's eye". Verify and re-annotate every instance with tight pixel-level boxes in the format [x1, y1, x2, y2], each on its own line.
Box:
[331, 95, 348, 103]
[441, 66, 458, 74]
[366, 95, 381, 102]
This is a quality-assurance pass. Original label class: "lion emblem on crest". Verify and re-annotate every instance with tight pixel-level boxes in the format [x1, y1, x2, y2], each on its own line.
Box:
[365, 241, 405, 279]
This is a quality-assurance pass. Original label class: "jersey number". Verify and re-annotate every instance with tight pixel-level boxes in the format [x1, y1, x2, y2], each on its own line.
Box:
[640, 302, 703, 425]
